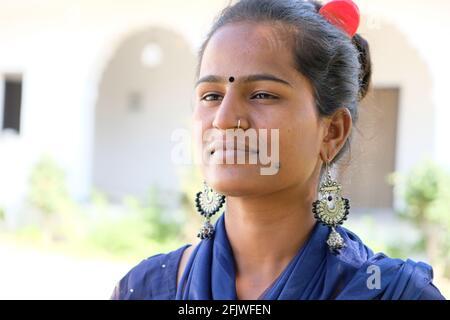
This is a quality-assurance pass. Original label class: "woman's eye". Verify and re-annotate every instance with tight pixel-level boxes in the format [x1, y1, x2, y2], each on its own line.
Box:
[251, 92, 278, 100]
[201, 94, 223, 101]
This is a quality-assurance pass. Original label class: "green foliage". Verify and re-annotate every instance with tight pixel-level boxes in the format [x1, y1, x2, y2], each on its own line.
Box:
[396, 160, 450, 231]
[28, 155, 74, 216]
[427, 170, 450, 226]
[86, 212, 153, 255]
[393, 159, 450, 276]
[85, 188, 183, 259]
[125, 187, 183, 242]
[20, 155, 185, 260]
[26, 155, 83, 242]
[402, 161, 444, 223]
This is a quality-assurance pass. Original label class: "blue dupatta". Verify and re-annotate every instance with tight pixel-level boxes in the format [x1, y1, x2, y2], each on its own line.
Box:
[175, 213, 444, 300]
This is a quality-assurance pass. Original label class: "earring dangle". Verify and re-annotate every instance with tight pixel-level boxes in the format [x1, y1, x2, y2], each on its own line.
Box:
[195, 181, 225, 240]
[312, 161, 350, 253]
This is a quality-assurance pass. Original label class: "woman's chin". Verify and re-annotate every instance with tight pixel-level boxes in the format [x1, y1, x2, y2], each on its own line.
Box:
[204, 164, 265, 196]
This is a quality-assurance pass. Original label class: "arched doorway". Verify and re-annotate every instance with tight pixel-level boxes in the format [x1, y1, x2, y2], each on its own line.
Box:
[93, 27, 196, 201]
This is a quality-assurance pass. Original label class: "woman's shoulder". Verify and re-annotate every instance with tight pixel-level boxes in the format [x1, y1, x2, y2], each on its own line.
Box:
[334, 226, 445, 300]
[363, 253, 445, 299]
[111, 243, 191, 300]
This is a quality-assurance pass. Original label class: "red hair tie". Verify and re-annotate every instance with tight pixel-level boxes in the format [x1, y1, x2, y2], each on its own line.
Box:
[319, 0, 360, 37]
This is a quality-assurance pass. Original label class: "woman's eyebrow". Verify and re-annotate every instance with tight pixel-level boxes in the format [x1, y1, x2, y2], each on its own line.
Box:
[195, 73, 292, 87]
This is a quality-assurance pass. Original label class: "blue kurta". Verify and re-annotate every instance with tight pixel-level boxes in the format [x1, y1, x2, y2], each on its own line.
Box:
[111, 213, 445, 300]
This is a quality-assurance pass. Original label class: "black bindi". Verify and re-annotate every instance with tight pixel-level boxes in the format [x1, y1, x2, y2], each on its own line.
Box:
[229, 76, 235, 83]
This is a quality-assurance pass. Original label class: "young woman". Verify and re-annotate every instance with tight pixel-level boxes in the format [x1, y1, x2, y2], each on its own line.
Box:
[112, 0, 445, 300]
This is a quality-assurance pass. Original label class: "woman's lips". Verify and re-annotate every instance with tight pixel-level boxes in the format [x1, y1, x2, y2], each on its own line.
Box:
[207, 140, 259, 156]
[211, 149, 256, 157]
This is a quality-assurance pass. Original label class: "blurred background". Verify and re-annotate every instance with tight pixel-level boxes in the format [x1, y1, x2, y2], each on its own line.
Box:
[0, 0, 449, 299]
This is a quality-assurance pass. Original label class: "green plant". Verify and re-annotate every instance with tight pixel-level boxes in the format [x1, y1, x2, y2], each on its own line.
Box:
[85, 186, 184, 259]
[123, 186, 183, 243]
[28, 155, 73, 215]
[0, 207, 5, 222]
[21, 155, 189, 260]
[393, 159, 450, 276]
[27, 155, 83, 241]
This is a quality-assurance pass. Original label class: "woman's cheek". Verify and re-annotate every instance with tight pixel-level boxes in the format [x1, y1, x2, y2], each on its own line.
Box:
[192, 107, 207, 163]
[281, 125, 311, 166]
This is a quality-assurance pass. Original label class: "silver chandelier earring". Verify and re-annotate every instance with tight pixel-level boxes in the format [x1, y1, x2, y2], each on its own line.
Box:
[195, 181, 225, 240]
[312, 161, 350, 253]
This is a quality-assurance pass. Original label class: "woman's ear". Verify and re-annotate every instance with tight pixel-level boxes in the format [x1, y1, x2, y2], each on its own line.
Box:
[320, 108, 352, 162]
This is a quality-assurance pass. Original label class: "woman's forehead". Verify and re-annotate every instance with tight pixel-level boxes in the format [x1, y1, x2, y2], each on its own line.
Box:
[200, 22, 297, 80]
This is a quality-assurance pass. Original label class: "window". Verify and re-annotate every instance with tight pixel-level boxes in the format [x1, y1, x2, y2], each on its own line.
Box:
[2, 74, 23, 133]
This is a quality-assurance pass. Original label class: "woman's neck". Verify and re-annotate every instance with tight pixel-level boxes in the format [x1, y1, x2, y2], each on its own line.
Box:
[224, 181, 317, 289]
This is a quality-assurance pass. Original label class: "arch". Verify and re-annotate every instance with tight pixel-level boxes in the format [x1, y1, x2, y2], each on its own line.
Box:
[93, 27, 196, 201]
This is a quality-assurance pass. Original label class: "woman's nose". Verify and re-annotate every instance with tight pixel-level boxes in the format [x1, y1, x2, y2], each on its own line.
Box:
[212, 92, 248, 130]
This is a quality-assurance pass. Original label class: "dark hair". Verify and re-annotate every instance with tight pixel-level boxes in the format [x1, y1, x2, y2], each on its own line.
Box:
[197, 0, 372, 171]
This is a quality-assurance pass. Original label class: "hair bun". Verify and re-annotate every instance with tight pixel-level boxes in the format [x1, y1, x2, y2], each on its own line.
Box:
[352, 33, 372, 101]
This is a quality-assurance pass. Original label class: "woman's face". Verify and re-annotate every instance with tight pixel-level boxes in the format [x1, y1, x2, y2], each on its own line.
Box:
[193, 22, 327, 197]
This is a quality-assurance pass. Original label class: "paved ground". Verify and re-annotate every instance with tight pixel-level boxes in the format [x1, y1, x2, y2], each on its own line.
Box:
[0, 241, 135, 299]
